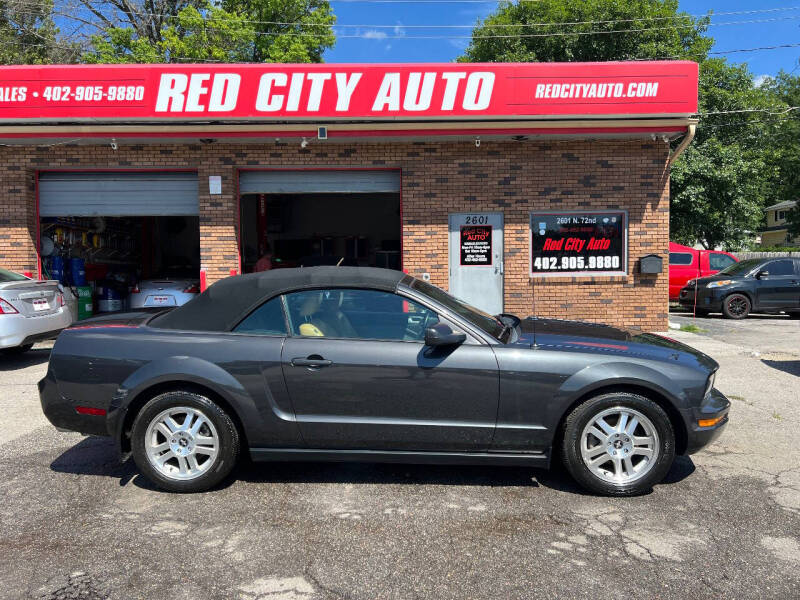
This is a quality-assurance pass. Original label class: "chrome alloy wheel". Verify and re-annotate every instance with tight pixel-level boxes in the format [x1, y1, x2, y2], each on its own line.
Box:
[580, 407, 659, 485]
[144, 406, 219, 481]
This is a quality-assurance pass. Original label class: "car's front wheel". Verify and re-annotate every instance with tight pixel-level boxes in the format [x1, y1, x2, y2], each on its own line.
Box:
[722, 293, 751, 319]
[561, 392, 675, 496]
[131, 390, 240, 493]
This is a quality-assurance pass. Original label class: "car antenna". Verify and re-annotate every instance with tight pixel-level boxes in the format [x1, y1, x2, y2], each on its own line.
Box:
[336, 257, 344, 266]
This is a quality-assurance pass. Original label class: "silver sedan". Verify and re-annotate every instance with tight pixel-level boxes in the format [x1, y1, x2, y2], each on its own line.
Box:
[0, 268, 73, 354]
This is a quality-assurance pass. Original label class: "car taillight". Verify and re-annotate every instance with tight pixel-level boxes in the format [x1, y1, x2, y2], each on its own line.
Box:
[57, 293, 65, 307]
[131, 285, 140, 294]
[0, 297, 19, 314]
[183, 284, 199, 294]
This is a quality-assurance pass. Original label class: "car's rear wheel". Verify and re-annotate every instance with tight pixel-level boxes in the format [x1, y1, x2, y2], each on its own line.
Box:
[131, 390, 240, 493]
[722, 293, 751, 319]
[561, 392, 675, 496]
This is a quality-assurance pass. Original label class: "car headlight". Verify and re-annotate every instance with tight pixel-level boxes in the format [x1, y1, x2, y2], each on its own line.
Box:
[705, 372, 716, 396]
[707, 280, 733, 288]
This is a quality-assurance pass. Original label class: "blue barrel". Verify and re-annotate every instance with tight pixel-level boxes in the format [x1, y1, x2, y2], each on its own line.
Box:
[50, 255, 65, 283]
[70, 257, 86, 286]
[97, 285, 123, 312]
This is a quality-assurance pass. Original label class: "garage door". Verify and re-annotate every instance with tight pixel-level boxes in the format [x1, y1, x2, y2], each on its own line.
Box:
[239, 170, 401, 194]
[38, 172, 199, 217]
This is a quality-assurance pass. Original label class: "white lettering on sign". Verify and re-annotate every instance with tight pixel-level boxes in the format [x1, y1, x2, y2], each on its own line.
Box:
[255, 73, 287, 112]
[534, 81, 659, 100]
[335, 72, 361, 111]
[156, 73, 240, 112]
[154, 70, 498, 114]
[208, 74, 240, 112]
[0, 87, 27, 102]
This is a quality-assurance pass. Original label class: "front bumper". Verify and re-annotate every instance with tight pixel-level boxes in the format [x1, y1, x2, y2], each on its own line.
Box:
[681, 387, 730, 454]
[678, 286, 725, 312]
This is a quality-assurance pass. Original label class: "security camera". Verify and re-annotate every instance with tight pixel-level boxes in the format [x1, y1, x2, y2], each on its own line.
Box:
[475, 136, 481, 148]
[300, 137, 308, 149]
[110, 138, 118, 151]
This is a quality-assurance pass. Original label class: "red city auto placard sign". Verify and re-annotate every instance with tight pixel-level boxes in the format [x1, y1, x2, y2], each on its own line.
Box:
[0, 62, 698, 122]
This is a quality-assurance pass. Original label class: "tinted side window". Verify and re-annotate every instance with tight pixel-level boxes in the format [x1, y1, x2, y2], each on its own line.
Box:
[766, 260, 795, 276]
[234, 296, 287, 335]
[285, 288, 438, 341]
[669, 252, 693, 266]
[709, 254, 736, 271]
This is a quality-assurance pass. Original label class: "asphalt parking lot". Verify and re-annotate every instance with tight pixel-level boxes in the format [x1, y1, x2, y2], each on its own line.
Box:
[1, 320, 799, 600]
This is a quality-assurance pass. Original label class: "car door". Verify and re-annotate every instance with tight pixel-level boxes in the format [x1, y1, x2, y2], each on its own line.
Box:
[279, 288, 500, 452]
[755, 260, 800, 309]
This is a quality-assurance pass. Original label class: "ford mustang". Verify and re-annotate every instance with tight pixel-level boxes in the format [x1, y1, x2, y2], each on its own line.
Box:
[40, 267, 729, 495]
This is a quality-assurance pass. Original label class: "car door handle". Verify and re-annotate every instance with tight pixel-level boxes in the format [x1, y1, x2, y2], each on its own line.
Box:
[291, 356, 332, 368]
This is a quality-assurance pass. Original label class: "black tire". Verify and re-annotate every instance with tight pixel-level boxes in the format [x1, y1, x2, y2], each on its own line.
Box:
[131, 390, 240, 493]
[722, 293, 751, 319]
[2, 343, 33, 356]
[560, 392, 676, 496]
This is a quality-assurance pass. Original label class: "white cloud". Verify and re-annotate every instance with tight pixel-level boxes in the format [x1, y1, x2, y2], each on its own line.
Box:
[363, 29, 388, 40]
[393, 23, 406, 37]
[753, 74, 771, 87]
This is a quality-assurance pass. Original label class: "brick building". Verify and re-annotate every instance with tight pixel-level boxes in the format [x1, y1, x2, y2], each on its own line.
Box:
[0, 62, 698, 331]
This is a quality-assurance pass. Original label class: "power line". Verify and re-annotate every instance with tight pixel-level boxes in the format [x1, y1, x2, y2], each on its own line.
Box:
[10, 1, 800, 32]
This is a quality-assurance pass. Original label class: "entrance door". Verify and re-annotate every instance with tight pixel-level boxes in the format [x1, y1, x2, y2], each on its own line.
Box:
[449, 212, 503, 315]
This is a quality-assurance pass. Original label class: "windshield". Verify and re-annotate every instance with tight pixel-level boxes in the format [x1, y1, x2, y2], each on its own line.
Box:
[718, 258, 762, 276]
[407, 278, 506, 340]
[0, 268, 28, 283]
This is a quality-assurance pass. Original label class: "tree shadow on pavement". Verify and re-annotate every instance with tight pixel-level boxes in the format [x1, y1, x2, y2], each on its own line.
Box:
[0, 347, 51, 370]
[761, 359, 800, 377]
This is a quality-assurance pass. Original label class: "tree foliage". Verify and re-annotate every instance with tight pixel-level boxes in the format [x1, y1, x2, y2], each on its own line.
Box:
[460, 0, 712, 63]
[78, 0, 334, 63]
[1, 0, 77, 64]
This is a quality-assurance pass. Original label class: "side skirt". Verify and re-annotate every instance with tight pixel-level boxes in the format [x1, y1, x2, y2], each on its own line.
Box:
[250, 448, 550, 468]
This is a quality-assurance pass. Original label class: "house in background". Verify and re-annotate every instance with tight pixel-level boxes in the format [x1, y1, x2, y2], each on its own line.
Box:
[760, 200, 799, 248]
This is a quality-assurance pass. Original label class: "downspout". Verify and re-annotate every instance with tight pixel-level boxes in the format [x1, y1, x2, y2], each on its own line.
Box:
[668, 121, 697, 166]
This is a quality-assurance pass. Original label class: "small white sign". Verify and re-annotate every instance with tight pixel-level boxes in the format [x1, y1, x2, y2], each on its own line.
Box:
[208, 175, 222, 195]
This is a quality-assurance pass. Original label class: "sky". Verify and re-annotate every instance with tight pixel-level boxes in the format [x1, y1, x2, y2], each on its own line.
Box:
[323, 0, 800, 78]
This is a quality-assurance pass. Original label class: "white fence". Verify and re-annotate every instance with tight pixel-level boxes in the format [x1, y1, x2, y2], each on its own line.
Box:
[735, 251, 800, 259]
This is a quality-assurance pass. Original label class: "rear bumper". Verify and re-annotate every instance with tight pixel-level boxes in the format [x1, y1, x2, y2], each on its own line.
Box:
[681, 388, 730, 455]
[38, 371, 109, 436]
[0, 308, 72, 349]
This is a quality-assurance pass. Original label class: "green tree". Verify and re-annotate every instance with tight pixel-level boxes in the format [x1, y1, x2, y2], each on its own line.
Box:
[222, 0, 335, 63]
[1, 0, 77, 64]
[460, 0, 711, 63]
[80, 0, 334, 63]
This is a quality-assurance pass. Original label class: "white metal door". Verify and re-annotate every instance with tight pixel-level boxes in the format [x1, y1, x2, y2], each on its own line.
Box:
[449, 212, 504, 315]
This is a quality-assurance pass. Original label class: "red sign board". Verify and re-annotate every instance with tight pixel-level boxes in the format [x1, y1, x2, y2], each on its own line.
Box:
[0, 61, 697, 122]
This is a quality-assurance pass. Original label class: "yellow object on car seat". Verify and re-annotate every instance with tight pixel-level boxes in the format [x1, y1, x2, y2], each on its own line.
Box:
[299, 322, 325, 337]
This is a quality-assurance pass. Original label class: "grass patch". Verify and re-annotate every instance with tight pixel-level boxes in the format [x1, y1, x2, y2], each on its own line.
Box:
[772, 412, 782, 421]
[679, 323, 708, 333]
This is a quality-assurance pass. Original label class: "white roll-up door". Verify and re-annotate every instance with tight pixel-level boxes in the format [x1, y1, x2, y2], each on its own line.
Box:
[239, 170, 401, 194]
[38, 171, 199, 216]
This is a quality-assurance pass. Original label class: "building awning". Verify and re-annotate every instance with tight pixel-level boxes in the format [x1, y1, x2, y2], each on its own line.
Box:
[0, 61, 698, 144]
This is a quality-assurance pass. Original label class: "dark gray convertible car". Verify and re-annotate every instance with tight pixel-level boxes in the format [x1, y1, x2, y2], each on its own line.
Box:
[40, 267, 729, 495]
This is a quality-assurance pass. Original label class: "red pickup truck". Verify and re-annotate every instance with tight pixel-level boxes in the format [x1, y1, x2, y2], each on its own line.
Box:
[668, 242, 738, 301]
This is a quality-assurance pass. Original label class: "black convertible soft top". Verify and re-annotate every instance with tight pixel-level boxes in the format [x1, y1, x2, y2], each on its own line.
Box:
[153, 266, 407, 332]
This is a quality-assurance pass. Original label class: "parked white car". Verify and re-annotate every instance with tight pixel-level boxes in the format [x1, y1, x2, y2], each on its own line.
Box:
[128, 278, 200, 309]
[0, 268, 73, 354]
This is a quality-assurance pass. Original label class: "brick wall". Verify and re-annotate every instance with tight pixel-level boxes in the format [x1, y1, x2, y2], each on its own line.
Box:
[0, 138, 670, 331]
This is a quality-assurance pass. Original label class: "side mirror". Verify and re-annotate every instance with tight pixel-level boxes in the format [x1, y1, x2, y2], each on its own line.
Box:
[757, 270, 769, 279]
[425, 323, 466, 347]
